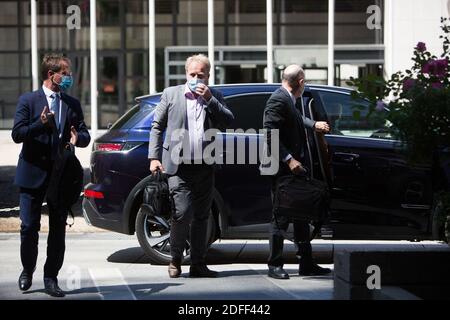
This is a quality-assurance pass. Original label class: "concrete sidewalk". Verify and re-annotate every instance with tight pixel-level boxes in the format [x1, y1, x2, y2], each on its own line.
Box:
[1, 233, 447, 300]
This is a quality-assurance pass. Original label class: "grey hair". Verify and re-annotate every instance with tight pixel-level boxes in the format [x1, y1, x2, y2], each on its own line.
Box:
[281, 64, 305, 87]
[185, 54, 211, 74]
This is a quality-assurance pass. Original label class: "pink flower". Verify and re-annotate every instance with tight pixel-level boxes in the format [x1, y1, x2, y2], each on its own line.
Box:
[375, 100, 386, 112]
[422, 59, 448, 77]
[416, 42, 427, 52]
[402, 78, 416, 92]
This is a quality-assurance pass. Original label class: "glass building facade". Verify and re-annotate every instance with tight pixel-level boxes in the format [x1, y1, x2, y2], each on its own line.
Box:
[0, 0, 384, 129]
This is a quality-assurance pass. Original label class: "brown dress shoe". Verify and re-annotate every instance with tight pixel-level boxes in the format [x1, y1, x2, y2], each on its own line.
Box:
[168, 261, 182, 278]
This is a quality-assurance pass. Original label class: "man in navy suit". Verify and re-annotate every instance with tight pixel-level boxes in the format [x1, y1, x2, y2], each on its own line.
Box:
[12, 54, 90, 297]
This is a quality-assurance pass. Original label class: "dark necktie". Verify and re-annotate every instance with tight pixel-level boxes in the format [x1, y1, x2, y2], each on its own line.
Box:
[50, 93, 60, 159]
[51, 93, 60, 131]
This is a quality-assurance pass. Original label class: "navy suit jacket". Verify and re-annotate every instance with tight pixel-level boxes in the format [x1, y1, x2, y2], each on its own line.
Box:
[12, 88, 90, 189]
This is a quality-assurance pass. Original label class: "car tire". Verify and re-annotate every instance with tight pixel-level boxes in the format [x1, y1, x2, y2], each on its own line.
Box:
[135, 206, 217, 265]
[431, 193, 450, 243]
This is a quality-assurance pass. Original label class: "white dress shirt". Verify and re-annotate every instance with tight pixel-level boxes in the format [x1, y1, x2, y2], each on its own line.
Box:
[184, 84, 206, 162]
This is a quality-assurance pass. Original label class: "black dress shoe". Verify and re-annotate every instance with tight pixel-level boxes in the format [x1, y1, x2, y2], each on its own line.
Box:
[189, 264, 218, 278]
[268, 266, 290, 279]
[44, 278, 65, 298]
[18, 270, 33, 291]
[299, 264, 331, 276]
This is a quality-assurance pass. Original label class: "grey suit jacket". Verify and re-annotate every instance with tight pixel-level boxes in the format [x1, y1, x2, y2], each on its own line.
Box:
[148, 84, 234, 175]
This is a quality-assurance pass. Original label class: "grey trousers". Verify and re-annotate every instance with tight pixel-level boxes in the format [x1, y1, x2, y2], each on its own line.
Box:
[168, 164, 214, 265]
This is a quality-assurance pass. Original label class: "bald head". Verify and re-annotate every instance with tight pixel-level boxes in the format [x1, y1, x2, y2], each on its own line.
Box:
[281, 64, 305, 98]
[282, 64, 305, 87]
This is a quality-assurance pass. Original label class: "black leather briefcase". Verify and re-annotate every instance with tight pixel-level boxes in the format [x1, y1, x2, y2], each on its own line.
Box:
[274, 174, 330, 223]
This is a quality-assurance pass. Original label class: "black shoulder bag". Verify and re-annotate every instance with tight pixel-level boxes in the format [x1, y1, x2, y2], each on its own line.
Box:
[47, 142, 84, 227]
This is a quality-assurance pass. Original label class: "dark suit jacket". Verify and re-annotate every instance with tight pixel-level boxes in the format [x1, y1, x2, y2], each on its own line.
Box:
[12, 88, 90, 189]
[261, 86, 315, 176]
[148, 85, 234, 175]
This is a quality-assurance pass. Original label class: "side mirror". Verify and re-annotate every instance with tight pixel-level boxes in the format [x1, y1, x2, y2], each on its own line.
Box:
[107, 122, 113, 130]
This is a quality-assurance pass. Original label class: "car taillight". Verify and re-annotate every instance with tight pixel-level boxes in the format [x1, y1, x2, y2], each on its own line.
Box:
[94, 143, 123, 151]
[84, 190, 105, 199]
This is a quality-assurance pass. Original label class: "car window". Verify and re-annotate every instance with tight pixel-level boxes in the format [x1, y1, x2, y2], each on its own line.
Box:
[317, 90, 392, 139]
[225, 93, 271, 131]
[109, 103, 156, 130]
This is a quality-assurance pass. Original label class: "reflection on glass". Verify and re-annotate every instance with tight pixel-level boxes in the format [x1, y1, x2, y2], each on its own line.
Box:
[98, 0, 120, 25]
[38, 27, 70, 49]
[0, 54, 20, 77]
[127, 52, 148, 77]
[126, 0, 147, 24]
[178, 0, 207, 24]
[0, 28, 19, 50]
[127, 78, 148, 104]
[177, 26, 208, 46]
[127, 27, 149, 49]
[0, 2, 18, 25]
[69, 55, 91, 125]
[97, 27, 121, 49]
[99, 55, 120, 128]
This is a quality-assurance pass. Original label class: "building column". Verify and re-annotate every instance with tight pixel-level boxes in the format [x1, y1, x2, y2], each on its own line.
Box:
[328, 0, 335, 86]
[266, 0, 274, 83]
[31, 0, 38, 91]
[384, 0, 394, 78]
[90, 0, 98, 137]
[149, 0, 156, 94]
[208, 0, 215, 84]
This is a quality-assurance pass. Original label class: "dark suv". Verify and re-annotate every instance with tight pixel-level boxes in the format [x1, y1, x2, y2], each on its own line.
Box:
[82, 84, 449, 264]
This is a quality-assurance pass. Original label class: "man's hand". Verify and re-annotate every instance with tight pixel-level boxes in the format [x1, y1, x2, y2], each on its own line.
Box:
[314, 121, 330, 133]
[150, 159, 165, 174]
[195, 83, 212, 102]
[40, 106, 52, 125]
[287, 157, 306, 175]
[70, 126, 78, 145]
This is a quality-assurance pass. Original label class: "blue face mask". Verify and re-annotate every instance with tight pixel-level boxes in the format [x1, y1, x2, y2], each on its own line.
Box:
[187, 78, 204, 92]
[58, 75, 73, 91]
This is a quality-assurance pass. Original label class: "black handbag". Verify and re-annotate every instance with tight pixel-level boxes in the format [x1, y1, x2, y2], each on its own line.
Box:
[274, 174, 330, 223]
[47, 142, 84, 227]
[141, 170, 171, 218]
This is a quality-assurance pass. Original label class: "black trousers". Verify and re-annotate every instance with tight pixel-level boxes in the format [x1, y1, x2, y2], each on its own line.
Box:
[268, 177, 312, 268]
[19, 185, 68, 279]
[167, 164, 214, 265]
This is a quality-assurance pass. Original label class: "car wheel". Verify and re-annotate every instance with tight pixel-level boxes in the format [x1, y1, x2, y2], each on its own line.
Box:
[431, 193, 450, 243]
[135, 206, 217, 265]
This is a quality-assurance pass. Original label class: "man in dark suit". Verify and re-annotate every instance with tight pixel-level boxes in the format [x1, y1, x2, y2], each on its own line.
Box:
[148, 54, 234, 278]
[262, 64, 331, 279]
[12, 54, 90, 297]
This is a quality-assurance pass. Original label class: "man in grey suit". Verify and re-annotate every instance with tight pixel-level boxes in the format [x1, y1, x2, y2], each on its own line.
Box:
[148, 54, 234, 278]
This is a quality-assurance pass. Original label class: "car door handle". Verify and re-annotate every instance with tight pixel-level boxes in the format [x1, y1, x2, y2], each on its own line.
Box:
[333, 152, 360, 163]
